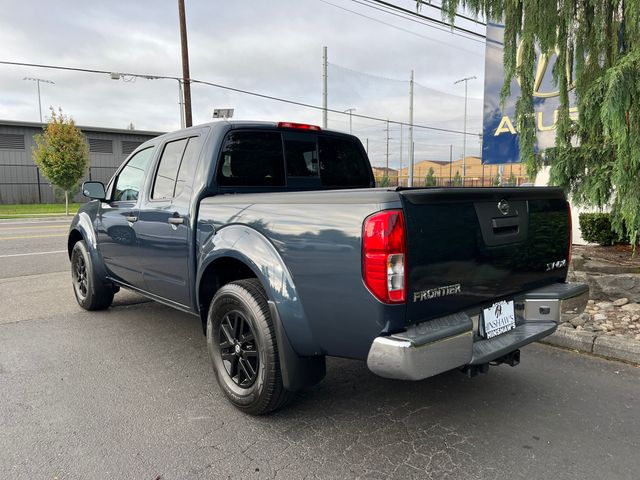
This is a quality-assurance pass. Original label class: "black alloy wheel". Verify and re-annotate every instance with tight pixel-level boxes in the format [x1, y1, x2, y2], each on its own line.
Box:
[70, 240, 114, 311]
[219, 311, 259, 388]
[72, 251, 88, 300]
[207, 279, 295, 415]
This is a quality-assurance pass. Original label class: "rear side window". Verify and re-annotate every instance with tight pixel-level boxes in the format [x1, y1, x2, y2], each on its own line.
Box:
[152, 136, 201, 200]
[319, 136, 371, 187]
[152, 138, 188, 199]
[218, 131, 285, 187]
[174, 137, 201, 198]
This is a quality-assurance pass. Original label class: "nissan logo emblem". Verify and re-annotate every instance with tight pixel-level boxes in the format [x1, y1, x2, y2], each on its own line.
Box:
[498, 200, 510, 215]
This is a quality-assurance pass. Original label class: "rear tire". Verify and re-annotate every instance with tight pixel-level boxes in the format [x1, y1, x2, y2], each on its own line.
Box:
[71, 240, 114, 311]
[207, 279, 295, 415]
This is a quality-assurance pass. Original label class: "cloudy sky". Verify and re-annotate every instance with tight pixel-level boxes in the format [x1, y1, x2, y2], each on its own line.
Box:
[0, 0, 486, 168]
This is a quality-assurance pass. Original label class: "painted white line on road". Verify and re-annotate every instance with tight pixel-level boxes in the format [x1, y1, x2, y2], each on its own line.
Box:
[0, 250, 67, 258]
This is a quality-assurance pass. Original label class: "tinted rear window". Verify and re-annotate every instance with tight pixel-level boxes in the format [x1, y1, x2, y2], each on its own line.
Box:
[217, 130, 371, 188]
[318, 136, 371, 187]
[218, 131, 285, 187]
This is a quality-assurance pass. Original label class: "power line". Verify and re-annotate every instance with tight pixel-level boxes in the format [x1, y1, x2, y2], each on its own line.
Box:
[191, 78, 478, 136]
[349, 0, 481, 42]
[352, 0, 485, 43]
[414, 0, 487, 25]
[1, 59, 480, 136]
[316, 0, 482, 54]
[363, 0, 486, 39]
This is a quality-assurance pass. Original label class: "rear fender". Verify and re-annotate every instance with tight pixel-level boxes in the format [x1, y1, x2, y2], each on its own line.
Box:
[197, 224, 321, 357]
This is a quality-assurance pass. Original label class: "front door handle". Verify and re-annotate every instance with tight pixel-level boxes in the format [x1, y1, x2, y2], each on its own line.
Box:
[168, 215, 184, 225]
[126, 215, 138, 223]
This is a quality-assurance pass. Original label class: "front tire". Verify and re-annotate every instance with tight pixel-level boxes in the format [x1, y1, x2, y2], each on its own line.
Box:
[207, 279, 294, 415]
[71, 240, 114, 311]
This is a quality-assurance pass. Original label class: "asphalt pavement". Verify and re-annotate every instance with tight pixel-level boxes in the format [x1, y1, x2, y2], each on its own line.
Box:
[1, 217, 639, 479]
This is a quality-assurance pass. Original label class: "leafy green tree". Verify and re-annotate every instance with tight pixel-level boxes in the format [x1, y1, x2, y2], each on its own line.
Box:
[507, 172, 516, 186]
[424, 167, 437, 186]
[421, 0, 640, 243]
[492, 173, 501, 186]
[452, 170, 463, 187]
[33, 109, 89, 215]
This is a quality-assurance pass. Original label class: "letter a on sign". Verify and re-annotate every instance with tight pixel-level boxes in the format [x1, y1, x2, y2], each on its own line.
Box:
[494, 116, 517, 136]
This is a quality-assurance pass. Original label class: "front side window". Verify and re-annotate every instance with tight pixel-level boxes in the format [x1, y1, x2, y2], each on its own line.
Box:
[217, 131, 285, 187]
[112, 147, 155, 201]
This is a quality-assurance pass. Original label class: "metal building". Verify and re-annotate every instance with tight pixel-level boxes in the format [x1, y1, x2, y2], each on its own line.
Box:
[0, 120, 163, 204]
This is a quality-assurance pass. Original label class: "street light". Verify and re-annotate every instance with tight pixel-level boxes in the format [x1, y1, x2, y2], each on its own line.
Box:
[454, 75, 476, 187]
[23, 77, 55, 123]
[343, 108, 356, 134]
[110, 73, 185, 128]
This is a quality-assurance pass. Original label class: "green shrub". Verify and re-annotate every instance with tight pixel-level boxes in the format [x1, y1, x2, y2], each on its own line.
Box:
[579, 213, 622, 245]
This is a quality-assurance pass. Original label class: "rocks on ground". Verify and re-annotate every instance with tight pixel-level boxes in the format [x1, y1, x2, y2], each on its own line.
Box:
[561, 298, 640, 342]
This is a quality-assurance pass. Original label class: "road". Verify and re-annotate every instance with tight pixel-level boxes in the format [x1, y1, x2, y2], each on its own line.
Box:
[1, 218, 639, 479]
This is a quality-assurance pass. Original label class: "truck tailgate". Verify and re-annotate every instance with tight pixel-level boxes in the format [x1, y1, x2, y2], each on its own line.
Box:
[399, 187, 571, 324]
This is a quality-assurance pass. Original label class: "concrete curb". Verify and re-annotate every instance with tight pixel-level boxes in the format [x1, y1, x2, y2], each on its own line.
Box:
[541, 327, 640, 365]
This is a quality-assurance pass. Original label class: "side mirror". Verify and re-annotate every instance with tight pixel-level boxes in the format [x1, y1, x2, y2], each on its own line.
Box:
[82, 181, 106, 200]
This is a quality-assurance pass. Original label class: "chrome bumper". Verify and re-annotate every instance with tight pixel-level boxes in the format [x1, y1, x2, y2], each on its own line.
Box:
[367, 282, 589, 381]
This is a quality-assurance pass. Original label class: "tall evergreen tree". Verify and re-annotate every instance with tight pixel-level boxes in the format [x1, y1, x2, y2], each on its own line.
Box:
[420, 1, 640, 243]
[425, 167, 437, 186]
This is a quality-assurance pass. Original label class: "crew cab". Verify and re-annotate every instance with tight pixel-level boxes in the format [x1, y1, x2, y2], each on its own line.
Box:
[69, 121, 588, 414]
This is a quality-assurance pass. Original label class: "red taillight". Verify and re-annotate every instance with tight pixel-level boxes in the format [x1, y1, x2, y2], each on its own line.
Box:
[277, 122, 321, 131]
[362, 210, 406, 304]
[567, 201, 572, 265]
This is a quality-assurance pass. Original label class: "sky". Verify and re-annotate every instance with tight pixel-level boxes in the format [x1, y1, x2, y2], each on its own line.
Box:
[0, 0, 487, 169]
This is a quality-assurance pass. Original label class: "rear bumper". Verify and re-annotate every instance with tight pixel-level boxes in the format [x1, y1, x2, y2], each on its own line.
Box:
[367, 282, 589, 380]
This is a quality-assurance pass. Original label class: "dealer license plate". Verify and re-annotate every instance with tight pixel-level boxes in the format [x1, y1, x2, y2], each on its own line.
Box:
[482, 300, 516, 339]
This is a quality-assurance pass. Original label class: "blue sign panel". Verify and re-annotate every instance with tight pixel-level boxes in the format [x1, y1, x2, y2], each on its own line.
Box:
[482, 22, 577, 164]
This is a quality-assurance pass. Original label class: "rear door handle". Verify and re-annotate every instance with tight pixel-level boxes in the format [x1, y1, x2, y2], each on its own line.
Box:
[168, 215, 184, 225]
[126, 215, 138, 223]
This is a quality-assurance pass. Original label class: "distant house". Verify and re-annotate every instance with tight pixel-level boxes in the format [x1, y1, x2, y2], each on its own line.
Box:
[0, 119, 163, 204]
[371, 166, 398, 185]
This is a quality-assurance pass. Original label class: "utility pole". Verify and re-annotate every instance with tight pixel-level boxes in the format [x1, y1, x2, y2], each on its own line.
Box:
[178, 0, 193, 127]
[385, 120, 390, 177]
[408, 70, 414, 187]
[343, 108, 356, 134]
[454, 75, 476, 186]
[449, 144, 453, 186]
[399, 123, 403, 186]
[322, 46, 328, 129]
[23, 77, 54, 122]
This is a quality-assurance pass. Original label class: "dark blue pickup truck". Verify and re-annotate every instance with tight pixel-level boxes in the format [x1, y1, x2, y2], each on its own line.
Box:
[69, 121, 588, 414]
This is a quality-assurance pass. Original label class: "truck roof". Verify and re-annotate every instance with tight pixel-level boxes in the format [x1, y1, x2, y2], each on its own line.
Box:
[155, 120, 353, 139]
